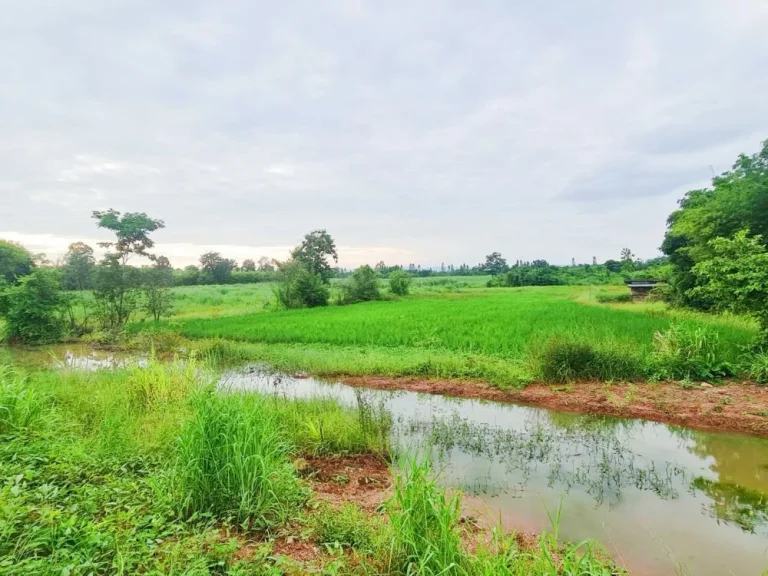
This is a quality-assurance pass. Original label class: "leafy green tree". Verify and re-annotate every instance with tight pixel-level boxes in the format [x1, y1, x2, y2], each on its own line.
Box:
[389, 269, 412, 296]
[481, 252, 508, 276]
[257, 257, 276, 272]
[0, 240, 35, 284]
[291, 229, 338, 283]
[662, 139, 768, 306]
[61, 242, 95, 291]
[199, 252, 237, 284]
[690, 230, 768, 337]
[142, 259, 174, 321]
[241, 258, 256, 272]
[274, 260, 329, 308]
[92, 209, 165, 329]
[0, 269, 67, 343]
[341, 265, 380, 303]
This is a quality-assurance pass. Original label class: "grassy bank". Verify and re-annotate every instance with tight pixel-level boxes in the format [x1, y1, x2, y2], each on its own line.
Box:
[137, 287, 758, 387]
[0, 358, 621, 575]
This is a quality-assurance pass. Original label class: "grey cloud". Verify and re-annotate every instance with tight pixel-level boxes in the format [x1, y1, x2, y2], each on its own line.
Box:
[1, 0, 768, 266]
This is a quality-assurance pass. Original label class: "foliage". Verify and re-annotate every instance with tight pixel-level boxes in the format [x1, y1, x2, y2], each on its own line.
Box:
[274, 260, 329, 308]
[595, 292, 631, 304]
[745, 350, 768, 384]
[0, 366, 46, 436]
[241, 258, 256, 271]
[311, 503, 380, 551]
[200, 251, 238, 284]
[92, 254, 142, 330]
[690, 230, 768, 337]
[91, 209, 165, 330]
[389, 269, 413, 296]
[503, 263, 565, 287]
[340, 264, 380, 304]
[481, 251, 508, 276]
[61, 241, 95, 290]
[538, 338, 644, 382]
[650, 323, 732, 381]
[662, 139, 768, 307]
[291, 229, 338, 283]
[142, 262, 174, 321]
[0, 239, 35, 284]
[0, 269, 68, 343]
[92, 209, 165, 260]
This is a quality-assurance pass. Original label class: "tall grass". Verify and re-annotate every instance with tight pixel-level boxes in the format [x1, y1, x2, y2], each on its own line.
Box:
[538, 338, 644, 383]
[172, 392, 305, 527]
[0, 365, 46, 435]
[387, 455, 470, 576]
[650, 323, 733, 380]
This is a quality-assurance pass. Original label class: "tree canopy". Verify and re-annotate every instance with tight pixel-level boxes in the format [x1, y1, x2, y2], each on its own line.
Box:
[0, 240, 35, 284]
[291, 229, 338, 283]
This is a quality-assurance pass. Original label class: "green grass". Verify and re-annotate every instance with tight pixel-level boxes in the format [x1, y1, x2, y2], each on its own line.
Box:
[141, 286, 757, 385]
[0, 358, 621, 575]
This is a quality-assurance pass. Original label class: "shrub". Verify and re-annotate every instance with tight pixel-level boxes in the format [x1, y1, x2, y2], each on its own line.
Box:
[746, 350, 768, 384]
[539, 338, 643, 383]
[274, 261, 329, 309]
[595, 292, 631, 304]
[172, 393, 304, 527]
[647, 284, 673, 303]
[340, 265, 380, 304]
[650, 323, 732, 381]
[0, 269, 67, 343]
[388, 270, 412, 296]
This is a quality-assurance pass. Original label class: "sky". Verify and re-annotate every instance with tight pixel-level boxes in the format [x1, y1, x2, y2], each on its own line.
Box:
[1, 0, 767, 268]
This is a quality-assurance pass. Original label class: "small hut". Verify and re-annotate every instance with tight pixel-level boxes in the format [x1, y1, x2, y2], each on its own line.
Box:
[625, 279, 660, 302]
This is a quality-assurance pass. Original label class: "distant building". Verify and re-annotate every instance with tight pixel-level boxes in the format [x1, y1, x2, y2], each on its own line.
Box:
[625, 279, 661, 302]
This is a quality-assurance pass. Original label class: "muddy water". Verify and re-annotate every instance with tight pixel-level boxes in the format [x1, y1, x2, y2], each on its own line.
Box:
[221, 368, 768, 576]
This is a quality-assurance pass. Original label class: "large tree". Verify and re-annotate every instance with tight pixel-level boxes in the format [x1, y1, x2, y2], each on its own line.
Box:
[0, 240, 35, 284]
[291, 229, 338, 283]
[199, 252, 237, 284]
[92, 209, 165, 329]
[481, 252, 508, 276]
[62, 242, 96, 291]
[662, 139, 768, 306]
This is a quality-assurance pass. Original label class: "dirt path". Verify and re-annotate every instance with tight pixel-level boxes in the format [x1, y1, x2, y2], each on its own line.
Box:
[340, 376, 768, 437]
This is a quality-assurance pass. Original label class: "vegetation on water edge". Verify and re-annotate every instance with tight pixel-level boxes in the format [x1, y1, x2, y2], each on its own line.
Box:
[0, 358, 622, 575]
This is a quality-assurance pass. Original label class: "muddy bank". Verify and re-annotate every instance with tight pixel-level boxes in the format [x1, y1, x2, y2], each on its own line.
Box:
[340, 376, 768, 437]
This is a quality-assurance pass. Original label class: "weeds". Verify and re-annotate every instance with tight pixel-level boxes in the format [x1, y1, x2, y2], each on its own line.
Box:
[0, 366, 46, 436]
[539, 338, 644, 383]
[651, 323, 732, 381]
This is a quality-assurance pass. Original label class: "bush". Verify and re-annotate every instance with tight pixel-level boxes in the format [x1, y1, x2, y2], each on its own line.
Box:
[647, 284, 674, 303]
[388, 270, 412, 296]
[274, 261, 329, 309]
[340, 265, 380, 304]
[539, 338, 644, 382]
[746, 350, 768, 384]
[172, 393, 305, 527]
[650, 323, 732, 381]
[0, 269, 67, 343]
[595, 292, 631, 304]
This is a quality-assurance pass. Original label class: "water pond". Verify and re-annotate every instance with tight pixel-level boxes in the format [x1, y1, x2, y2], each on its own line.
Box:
[222, 367, 768, 576]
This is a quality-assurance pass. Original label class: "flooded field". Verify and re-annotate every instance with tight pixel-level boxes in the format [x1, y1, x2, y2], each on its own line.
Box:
[223, 367, 768, 576]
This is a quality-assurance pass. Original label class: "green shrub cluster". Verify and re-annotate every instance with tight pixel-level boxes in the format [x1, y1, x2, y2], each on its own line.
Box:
[649, 323, 733, 381]
[538, 339, 644, 383]
[595, 292, 631, 304]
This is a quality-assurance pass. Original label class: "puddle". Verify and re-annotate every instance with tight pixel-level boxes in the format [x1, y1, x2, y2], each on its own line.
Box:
[221, 367, 768, 576]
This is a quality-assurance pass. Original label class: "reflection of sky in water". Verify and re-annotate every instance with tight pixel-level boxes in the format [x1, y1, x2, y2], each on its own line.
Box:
[220, 367, 768, 576]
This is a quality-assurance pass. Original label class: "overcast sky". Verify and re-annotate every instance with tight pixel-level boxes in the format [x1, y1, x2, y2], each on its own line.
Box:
[1, 1, 767, 268]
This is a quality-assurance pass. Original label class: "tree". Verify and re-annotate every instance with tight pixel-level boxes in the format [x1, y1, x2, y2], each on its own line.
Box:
[0, 240, 35, 284]
[142, 259, 174, 321]
[241, 258, 256, 272]
[257, 257, 276, 272]
[0, 269, 67, 343]
[274, 260, 329, 308]
[341, 265, 380, 303]
[61, 242, 96, 291]
[604, 259, 622, 273]
[662, 139, 768, 306]
[481, 252, 508, 276]
[690, 230, 768, 337]
[199, 252, 237, 284]
[389, 270, 412, 296]
[291, 229, 338, 283]
[91, 209, 165, 330]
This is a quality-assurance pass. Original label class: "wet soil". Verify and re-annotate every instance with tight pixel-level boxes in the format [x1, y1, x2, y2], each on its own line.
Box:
[340, 376, 768, 437]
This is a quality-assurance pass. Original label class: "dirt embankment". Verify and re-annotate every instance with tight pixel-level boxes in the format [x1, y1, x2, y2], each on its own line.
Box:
[340, 376, 768, 437]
